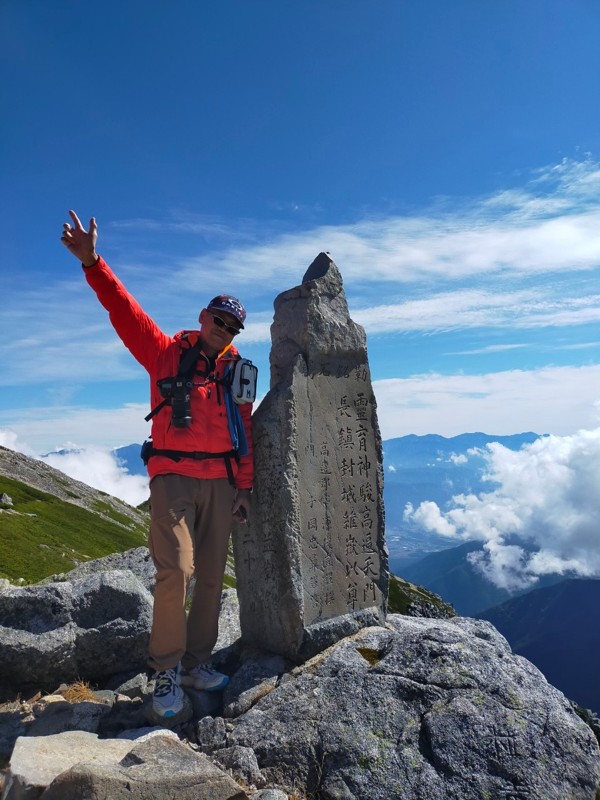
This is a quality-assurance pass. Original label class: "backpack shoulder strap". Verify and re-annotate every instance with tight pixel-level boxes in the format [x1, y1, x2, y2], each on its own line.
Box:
[177, 335, 204, 377]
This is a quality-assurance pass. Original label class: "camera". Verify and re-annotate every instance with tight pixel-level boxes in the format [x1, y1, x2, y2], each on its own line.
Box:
[157, 376, 193, 428]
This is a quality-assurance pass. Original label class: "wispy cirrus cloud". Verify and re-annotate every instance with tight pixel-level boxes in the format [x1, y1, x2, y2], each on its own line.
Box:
[353, 289, 600, 334]
[172, 157, 600, 288]
[173, 208, 600, 289]
[4, 158, 600, 394]
[109, 215, 233, 237]
[69, 157, 598, 303]
[447, 344, 528, 356]
[126, 155, 600, 341]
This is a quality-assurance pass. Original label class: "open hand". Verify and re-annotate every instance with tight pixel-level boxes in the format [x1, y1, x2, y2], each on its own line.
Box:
[61, 210, 98, 266]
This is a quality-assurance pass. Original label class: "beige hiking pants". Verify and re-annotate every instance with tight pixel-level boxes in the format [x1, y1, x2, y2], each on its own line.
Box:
[147, 473, 236, 672]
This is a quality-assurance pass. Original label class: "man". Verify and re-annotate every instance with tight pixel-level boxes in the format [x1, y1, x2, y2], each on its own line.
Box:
[61, 210, 253, 718]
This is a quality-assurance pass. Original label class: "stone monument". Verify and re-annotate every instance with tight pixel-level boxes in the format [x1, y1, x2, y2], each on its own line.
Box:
[232, 252, 389, 661]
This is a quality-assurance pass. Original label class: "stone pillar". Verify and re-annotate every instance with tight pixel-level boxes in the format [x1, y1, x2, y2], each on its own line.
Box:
[232, 253, 388, 661]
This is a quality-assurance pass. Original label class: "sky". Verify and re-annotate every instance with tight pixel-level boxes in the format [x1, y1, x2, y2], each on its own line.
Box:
[2, 1, 600, 575]
[2, 0, 600, 455]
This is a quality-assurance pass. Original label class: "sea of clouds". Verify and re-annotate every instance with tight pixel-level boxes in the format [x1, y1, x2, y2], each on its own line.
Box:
[404, 427, 600, 590]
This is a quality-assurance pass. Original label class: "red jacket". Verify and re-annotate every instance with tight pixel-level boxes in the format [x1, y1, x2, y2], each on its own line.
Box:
[84, 257, 254, 489]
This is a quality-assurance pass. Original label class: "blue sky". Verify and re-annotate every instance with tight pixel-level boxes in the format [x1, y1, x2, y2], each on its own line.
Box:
[3, 0, 600, 453]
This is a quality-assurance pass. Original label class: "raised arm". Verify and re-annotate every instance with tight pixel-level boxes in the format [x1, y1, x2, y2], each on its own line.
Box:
[60, 209, 171, 370]
[61, 210, 98, 267]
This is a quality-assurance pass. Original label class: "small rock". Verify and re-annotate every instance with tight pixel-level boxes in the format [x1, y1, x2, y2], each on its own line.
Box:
[196, 716, 227, 754]
[214, 744, 266, 788]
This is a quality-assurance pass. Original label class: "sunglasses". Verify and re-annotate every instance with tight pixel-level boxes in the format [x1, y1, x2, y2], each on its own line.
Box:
[210, 313, 241, 336]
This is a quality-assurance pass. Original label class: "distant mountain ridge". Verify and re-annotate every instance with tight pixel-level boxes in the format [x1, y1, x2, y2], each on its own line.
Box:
[114, 430, 543, 474]
[383, 431, 543, 465]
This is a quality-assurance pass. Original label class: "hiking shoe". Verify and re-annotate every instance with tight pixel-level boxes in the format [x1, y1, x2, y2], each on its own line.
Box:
[180, 662, 229, 692]
[152, 665, 184, 717]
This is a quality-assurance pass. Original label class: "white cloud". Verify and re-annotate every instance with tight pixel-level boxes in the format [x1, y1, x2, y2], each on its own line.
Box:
[373, 365, 600, 439]
[1, 429, 149, 507]
[0, 430, 37, 457]
[404, 500, 458, 537]
[355, 289, 536, 333]
[448, 344, 528, 356]
[405, 428, 600, 590]
[109, 215, 234, 238]
[179, 207, 600, 289]
[42, 447, 149, 507]
[558, 340, 600, 351]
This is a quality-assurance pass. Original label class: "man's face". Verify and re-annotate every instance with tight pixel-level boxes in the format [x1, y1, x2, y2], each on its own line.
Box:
[199, 308, 241, 353]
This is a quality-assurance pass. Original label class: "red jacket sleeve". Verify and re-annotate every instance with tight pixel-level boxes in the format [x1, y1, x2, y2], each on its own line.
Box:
[83, 257, 171, 372]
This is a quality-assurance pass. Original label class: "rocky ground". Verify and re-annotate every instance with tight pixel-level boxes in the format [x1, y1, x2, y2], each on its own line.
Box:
[2, 582, 599, 799]
[1, 545, 599, 799]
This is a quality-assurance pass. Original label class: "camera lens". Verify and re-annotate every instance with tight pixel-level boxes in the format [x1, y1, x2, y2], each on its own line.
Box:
[171, 378, 192, 427]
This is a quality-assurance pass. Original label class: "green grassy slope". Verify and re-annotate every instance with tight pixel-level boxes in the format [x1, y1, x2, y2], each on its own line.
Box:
[0, 476, 148, 584]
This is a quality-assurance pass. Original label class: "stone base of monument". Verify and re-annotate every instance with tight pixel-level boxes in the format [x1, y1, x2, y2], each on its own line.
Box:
[298, 607, 384, 662]
[144, 691, 193, 728]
